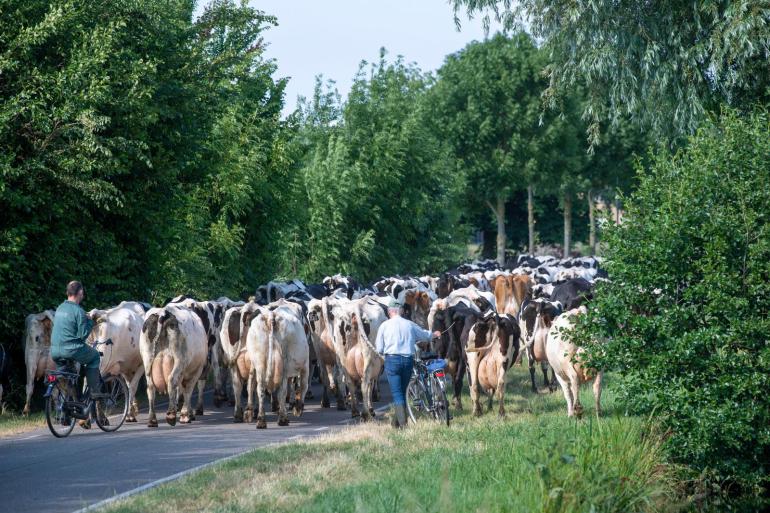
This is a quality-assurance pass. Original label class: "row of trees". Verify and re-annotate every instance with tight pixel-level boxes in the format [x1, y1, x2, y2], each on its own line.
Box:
[289, 34, 647, 273]
[450, 0, 770, 498]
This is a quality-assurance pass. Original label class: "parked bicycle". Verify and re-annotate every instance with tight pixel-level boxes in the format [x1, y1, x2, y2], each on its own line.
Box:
[44, 339, 129, 438]
[405, 352, 450, 426]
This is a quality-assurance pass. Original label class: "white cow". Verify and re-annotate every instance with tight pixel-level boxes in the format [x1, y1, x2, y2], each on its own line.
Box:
[326, 297, 387, 421]
[247, 303, 309, 428]
[87, 301, 146, 422]
[140, 305, 208, 427]
[546, 306, 602, 418]
[22, 310, 55, 415]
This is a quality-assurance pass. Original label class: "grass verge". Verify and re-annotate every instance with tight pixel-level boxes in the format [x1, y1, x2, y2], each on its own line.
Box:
[100, 365, 685, 513]
[0, 411, 45, 438]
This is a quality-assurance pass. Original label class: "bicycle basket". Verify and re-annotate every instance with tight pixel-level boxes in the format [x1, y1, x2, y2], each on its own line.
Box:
[426, 359, 447, 373]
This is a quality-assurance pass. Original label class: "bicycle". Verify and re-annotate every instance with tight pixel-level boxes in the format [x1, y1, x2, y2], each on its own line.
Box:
[405, 352, 450, 426]
[43, 339, 129, 438]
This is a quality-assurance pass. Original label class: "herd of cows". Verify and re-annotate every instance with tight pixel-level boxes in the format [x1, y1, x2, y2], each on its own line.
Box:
[10, 254, 606, 430]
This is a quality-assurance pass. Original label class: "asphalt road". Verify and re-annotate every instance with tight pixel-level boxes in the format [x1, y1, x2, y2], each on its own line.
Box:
[0, 378, 390, 513]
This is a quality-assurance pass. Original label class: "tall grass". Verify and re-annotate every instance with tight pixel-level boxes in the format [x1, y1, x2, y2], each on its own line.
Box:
[103, 365, 683, 513]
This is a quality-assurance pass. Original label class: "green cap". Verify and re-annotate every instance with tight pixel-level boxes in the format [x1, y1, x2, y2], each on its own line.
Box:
[387, 298, 401, 309]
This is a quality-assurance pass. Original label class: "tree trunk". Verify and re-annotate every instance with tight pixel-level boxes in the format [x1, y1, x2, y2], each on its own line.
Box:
[588, 189, 596, 255]
[563, 192, 572, 258]
[488, 194, 506, 266]
[527, 185, 535, 255]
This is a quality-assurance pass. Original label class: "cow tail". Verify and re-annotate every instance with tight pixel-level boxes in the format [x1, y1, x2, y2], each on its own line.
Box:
[266, 312, 276, 387]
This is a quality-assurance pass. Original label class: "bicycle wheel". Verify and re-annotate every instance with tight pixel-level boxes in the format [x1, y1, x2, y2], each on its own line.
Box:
[45, 384, 75, 438]
[405, 378, 431, 424]
[430, 375, 450, 426]
[95, 374, 129, 432]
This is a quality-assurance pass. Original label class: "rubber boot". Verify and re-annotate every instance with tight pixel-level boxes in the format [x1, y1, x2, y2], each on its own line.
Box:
[390, 405, 400, 428]
[86, 367, 109, 398]
[395, 404, 408, 429]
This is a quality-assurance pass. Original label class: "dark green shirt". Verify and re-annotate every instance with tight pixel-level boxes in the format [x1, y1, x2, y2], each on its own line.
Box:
[51, 300, 93, 357]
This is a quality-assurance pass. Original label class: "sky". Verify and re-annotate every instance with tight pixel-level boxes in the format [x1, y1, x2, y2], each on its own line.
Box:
[238, 1, 501, 116]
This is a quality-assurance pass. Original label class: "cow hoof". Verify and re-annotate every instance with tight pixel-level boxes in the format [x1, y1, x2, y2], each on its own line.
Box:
[473, 409, 483, 418]
[277, 417, 290, 427]
[293, 402, 304, 417]
[233, 409, 244, 423]
[166, 413, 177, 426]
[321, 398, 330, 408]
[351, 410, 360, 419]
[337, 402, 347, 411]
[256, 419, 267, 429]
[305, 390, 314, 400]
[148, 418, 158, 428]
[179, 414, 191, 424]
[194, 408, 204, 416]
[22, 408, 30, 417]
[244, 409, 254, 423]
[126, 415, 137, 423]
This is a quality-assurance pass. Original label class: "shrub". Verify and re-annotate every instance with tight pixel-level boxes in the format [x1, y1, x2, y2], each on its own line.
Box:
[577, 109, 770, 493]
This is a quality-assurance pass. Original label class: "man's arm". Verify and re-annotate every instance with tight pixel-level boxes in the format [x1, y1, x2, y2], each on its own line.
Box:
[76, 307, 94, 342]
[411, 322, 438, 342]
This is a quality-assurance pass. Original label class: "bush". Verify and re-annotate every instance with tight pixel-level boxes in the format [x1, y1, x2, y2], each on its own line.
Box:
[577, 110, 770, 494]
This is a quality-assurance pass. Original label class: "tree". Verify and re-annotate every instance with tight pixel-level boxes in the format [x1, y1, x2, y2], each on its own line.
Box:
[428, 33, 550, 263]
[289, 52, 465, 281]
[451, 1, 770, 145]
[575, 109, 770, 492]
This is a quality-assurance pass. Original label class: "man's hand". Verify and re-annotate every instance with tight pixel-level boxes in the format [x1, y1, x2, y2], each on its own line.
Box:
[432, 330, 442, 338]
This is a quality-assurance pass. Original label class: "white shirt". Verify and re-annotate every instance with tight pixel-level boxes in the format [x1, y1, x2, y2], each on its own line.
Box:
[375, 315, 433, 356]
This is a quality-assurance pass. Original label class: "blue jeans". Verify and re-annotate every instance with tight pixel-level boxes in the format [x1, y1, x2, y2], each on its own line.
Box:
[384, 355, 414, 406]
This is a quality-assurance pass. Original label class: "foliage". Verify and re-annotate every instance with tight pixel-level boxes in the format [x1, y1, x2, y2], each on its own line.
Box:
[288, 53, 466, 282]
[576, 110, 770, 491]
[101, 366, 679, 513]
[451, 0, 770, 145]
[0, 0, 292, 408]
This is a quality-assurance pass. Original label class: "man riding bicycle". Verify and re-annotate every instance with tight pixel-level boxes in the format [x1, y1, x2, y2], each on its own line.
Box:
[375, 298, 442, 429]
[50, 281, 107, 426]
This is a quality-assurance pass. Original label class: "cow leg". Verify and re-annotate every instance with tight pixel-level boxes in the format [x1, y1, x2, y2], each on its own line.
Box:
[360, 378, 373, 422]
[495, 371, 507, 418]
[541, 361, 555, 392]
[211, 350, 226, 408]
[452, 360, 465, 411]
[527, 349, 538, 393]
[318, 363, 332, 408]
[179, 379, 197, 424]
[231, 367, 244, 422]
[255, 378, 268, 429]
[125, 370, 142, 422]
[593, 372, 603, 418]
[245, 371, 256, 423]
[165, 364, 182, 426]
[146, 376, 158, 428]
[553, 372, 573, 417]
[569, 372, 583, 418]
[23, 356, 37, 415]
[194, 378, 205, 417]
[333, 366, 346, 410]
[276, 378, 290, 426]
[467, 355, 482, 417]
[294, 368, 308, 417]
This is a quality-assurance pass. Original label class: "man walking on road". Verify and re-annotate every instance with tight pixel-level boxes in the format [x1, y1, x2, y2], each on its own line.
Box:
[375, 298, 441, 428]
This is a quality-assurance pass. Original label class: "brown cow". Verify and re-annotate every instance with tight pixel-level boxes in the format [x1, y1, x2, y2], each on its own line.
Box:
[465, 313, 520, 417]
[492, 274, 532, 318]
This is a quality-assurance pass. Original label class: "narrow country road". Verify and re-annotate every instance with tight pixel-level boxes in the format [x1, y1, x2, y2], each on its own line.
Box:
[0, 379, 390, 513]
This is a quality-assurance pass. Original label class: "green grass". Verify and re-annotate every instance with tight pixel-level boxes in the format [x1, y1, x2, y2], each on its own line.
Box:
[0, 411, 45, 437]
[101, 365, 683, 513]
